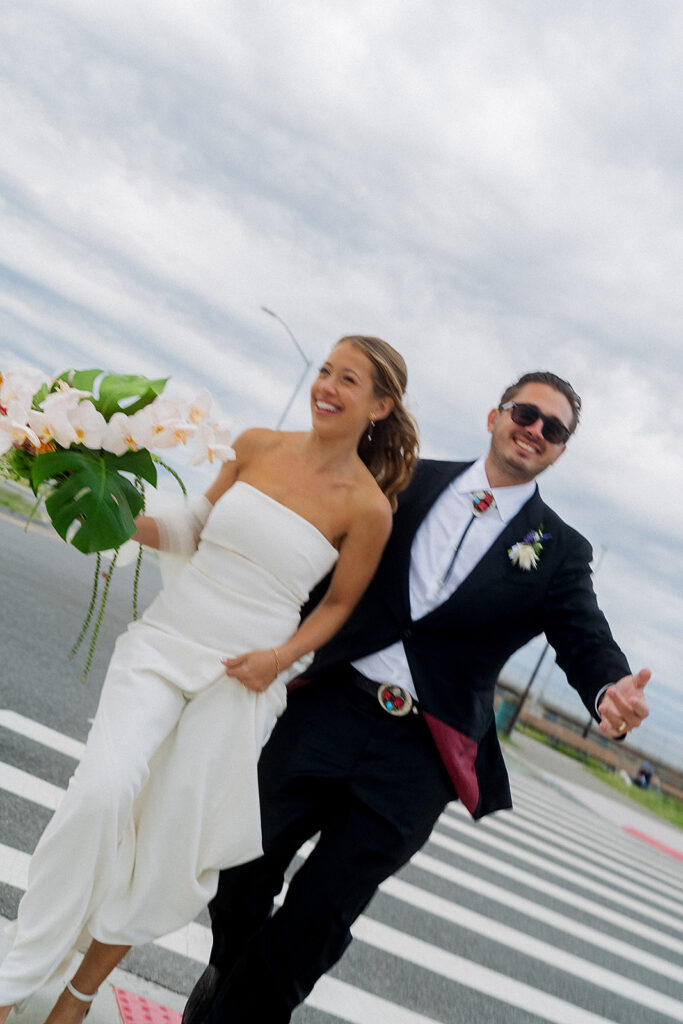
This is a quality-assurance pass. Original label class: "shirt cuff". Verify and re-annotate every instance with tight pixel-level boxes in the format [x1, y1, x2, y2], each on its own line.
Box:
[595, 683, 611, 716]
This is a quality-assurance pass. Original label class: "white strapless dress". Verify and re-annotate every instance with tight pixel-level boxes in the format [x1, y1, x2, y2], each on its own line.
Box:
[0, 482, 338, 1004]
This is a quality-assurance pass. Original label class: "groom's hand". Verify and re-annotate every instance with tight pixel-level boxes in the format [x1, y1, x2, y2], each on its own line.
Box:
[597, 668, 651, 738]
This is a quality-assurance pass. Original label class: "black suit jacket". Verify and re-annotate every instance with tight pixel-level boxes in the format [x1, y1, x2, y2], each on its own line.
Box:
[302, 460, 630, 819]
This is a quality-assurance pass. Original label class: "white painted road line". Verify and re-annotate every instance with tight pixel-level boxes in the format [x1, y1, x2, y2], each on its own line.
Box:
[0, 710, 85, 761]
[353, 917, 621, 1024]
[454, 806, 683, 904]
[380, 875, 683, 1020]
[3, 713, 682, 1023]
[5, 838, 680, 1019]
[0, 843, 29, 891]
[0, 761, 62, 811]
[437, 812, 683, 934]
[306, 975, 441, 1024]
[510, 783, 683, 889]
[410, 850, 683, 985]
[428, 829, 683, 956]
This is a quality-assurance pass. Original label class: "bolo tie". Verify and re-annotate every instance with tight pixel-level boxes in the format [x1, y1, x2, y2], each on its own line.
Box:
[439, 490, 496, 588]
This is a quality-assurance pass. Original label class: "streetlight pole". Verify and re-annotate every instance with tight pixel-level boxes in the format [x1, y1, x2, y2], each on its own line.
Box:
[260, 307, 313, 429]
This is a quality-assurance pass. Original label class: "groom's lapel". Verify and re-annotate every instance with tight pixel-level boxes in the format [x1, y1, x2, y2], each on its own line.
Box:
[422, 485, 546, 621]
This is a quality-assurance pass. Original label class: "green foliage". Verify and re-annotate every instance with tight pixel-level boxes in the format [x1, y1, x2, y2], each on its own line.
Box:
[2, 446, 35, 484]
[52, 369, 168, 421]
[95, 372, 168, 420]
[588, 765, 683, 830]
[53, 369, 102, 395]
[31, 447, 157, 553]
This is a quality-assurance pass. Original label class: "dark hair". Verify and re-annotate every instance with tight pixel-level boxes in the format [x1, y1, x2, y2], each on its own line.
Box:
[337, 335, 419, 511]
[499, 371, 582, 435]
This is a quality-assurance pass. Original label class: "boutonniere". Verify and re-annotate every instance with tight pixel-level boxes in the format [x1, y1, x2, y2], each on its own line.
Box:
[508, 526, 551, 571]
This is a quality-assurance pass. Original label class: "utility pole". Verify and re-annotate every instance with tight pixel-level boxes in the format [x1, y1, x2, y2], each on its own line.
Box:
[503, 641, 551, 736]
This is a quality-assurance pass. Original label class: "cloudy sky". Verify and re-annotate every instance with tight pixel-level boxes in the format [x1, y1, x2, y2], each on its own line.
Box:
[2, 0, 682, 770]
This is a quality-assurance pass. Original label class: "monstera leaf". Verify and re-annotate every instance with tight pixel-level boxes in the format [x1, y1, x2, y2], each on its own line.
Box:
[50, 369, 168, 421]
[95, 372, 168, 420]
[31, 448, 158, 553]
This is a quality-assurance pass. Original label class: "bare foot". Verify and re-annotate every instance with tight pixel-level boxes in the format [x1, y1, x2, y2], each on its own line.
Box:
[44, 988, 94, 1024]
[0, 1004, 14, 1024]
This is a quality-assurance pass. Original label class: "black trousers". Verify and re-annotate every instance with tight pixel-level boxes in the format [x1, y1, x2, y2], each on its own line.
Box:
[204, 669, 455, 1023]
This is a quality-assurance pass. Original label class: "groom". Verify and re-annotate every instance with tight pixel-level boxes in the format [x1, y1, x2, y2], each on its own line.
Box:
[184, 370, 650, 1023]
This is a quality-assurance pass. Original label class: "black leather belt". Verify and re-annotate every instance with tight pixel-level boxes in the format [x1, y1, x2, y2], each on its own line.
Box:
[349, 668, 420, 717]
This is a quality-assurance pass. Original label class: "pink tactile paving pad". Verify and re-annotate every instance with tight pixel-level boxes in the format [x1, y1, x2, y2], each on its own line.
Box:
[114, 987, 182, 1024]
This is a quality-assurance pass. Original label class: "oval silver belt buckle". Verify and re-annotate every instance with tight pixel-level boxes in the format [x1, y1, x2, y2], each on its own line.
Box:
[377, 684, 413, 717]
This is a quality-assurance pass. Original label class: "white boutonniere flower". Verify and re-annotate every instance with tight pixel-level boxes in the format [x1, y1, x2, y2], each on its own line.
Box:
[508, 527, 550, 571]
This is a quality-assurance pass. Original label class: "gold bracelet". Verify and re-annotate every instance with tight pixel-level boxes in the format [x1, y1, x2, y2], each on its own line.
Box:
[271, 648, 281, 679]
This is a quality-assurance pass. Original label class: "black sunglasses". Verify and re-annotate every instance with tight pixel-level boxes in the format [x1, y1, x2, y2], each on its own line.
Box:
[499, 402, 571, 445]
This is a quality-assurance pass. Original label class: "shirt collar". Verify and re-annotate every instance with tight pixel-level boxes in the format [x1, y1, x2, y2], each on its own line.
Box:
[455, 457, 535, 524]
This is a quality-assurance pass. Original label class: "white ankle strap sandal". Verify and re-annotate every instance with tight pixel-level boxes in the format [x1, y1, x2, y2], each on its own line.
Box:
[66, 983, 97, 1004]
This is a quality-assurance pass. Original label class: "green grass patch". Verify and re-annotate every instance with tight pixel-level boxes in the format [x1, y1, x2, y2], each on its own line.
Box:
[512, 723, 605, 770]
[509, 722, 683, 830]
[586, 763, 683, 830]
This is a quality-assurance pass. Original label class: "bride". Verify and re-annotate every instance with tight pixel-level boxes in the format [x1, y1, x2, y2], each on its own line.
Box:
[0, 335, 418, 1024]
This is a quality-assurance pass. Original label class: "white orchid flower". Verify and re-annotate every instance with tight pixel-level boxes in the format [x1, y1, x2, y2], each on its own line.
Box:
[101, 412, 138, 455]
[118, 404, 189, 450]
[0, 400, 41, 455]
[187, 389, 212, 424]
[0, 367, 50, 414]
[68, 399, 107, 449]
[190, 421, 236, 465]
[28, 389, 82, 448]
[151, 418, 198, 449]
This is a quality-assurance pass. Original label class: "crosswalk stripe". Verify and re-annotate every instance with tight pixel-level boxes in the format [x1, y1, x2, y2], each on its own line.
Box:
[445, 808, 683, 911]
[306, 975, 440, 1024]
[485, 808, 683, 902]
[2, 748, 682, 964]
[436, 814, 683, 934]
[409, 850, 683, 985]
[0, 761, 62, 811]
[428, 829, 683, 956]
[149, 914, 632, 1024]
[353, 917, 621, 1024]
[509, 783, 683, 889]
[5, 827, 681, 1022]
[0, 843, 29, 891]
[2, 712, 682, 1023]
[380, 875, 683, 1019]
[0, 710, 84, 761]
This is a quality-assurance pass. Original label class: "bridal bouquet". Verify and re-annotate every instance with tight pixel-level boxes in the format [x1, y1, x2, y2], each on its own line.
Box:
[0, 365, 234, 552]
[1, 364, 235, 677]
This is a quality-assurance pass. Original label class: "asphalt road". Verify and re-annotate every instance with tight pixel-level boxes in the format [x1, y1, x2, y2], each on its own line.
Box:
[1, 514, 683, 1023]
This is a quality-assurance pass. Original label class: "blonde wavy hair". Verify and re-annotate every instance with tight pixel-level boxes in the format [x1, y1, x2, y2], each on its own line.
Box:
[339, 335, 419, 511]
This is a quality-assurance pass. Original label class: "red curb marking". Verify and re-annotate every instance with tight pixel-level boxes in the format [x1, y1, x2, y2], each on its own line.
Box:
[623, 827, 683, 862]
[114, 988, 182, 1024]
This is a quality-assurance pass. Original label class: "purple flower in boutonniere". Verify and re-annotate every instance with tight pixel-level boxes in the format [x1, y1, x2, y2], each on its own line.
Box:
[508, 526, 551, 571]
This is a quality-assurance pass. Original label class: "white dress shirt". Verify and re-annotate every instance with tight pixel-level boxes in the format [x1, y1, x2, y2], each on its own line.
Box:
[353, 458, 535, 698]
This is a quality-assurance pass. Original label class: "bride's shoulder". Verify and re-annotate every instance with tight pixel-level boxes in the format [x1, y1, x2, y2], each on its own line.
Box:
[349, 468, 393, 527]
[232, 427, 281, 458]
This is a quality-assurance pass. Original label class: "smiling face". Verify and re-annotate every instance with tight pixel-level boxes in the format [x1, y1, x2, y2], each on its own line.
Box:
[310, 340, 393, 440]
[485, 381, 574, 486]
